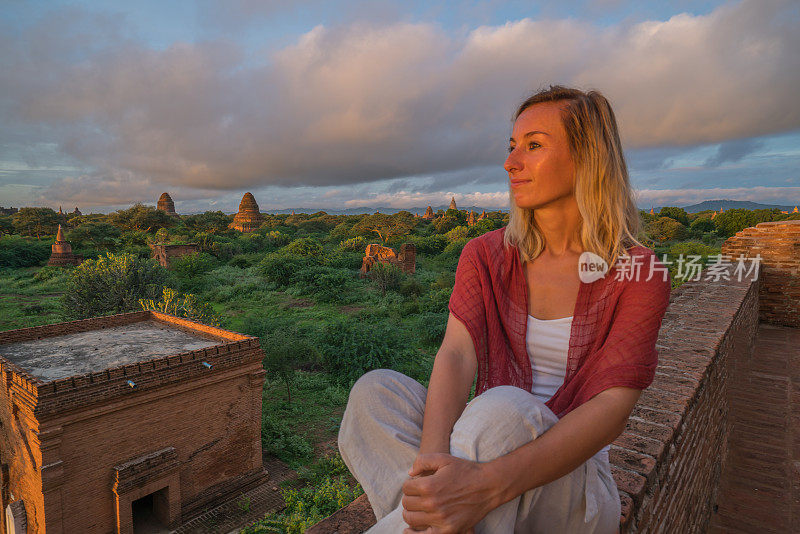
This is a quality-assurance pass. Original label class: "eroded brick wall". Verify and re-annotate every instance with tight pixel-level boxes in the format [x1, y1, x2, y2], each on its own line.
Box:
[614, 272, 759, 532]
[722, 220, 800, 327]
[0, 312, 265, 534]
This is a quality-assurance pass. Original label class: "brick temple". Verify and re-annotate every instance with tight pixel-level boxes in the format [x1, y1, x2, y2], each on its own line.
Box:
[230, 193, 263, 232]
[0, 311, 267, 534]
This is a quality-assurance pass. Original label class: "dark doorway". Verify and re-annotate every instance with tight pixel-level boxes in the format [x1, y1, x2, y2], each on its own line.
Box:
[131, 488, 170, 534]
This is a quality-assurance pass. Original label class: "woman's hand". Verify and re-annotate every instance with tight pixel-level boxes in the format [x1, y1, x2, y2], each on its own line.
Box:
[400, 453, 498, 534]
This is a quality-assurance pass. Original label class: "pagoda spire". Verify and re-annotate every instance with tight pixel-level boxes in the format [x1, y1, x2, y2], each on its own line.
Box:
[55, 224, 65, 242]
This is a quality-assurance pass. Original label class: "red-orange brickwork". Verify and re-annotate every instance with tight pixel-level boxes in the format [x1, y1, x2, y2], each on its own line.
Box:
[722, 220, 800, 327]
[0, 311, 267, 534]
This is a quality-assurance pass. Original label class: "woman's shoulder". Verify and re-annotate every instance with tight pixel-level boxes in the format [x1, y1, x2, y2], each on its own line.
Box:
[461, 227, 509, 262]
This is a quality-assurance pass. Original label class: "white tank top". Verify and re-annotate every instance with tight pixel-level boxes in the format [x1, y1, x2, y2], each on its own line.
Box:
[526, 315, 610, 461]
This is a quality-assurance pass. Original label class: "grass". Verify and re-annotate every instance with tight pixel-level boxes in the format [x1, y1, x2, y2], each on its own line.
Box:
[0, 268, 69, 331]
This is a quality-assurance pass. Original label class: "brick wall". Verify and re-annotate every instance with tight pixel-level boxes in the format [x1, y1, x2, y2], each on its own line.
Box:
[615, 270, 759, 532]
[0, 312, 266, 534]
[722, 220, 800, 327]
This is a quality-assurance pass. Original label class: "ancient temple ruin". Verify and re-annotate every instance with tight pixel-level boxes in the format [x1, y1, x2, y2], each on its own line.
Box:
[47, 225, 82, 267]
[230, 193, 263, 232]
[422, 206, 435, 220]
[448, 197, 457, 210]
[149, 243, 199, 268]
[359, 243, 416, 276]
[157, 193, 178, 217]
[467, 210, 476, 226]
[0, 311, 267, 534]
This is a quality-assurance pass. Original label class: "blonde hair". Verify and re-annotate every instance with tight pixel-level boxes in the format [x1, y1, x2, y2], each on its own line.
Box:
[504, 85, 643, 267]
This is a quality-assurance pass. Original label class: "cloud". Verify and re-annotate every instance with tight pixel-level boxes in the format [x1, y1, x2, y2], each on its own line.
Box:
[1, 0, 799, 206]
[703, 138, 765, 167]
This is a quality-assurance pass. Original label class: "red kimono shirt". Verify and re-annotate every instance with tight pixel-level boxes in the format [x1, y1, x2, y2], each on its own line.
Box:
[448, 227, 671, 419]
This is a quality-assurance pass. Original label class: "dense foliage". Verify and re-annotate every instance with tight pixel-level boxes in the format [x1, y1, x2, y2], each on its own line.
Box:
[62, 252, 166, 318]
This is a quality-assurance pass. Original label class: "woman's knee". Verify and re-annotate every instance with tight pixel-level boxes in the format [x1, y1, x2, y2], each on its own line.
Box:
[346, 368, 404, 407]
[451, 386, 559, 456]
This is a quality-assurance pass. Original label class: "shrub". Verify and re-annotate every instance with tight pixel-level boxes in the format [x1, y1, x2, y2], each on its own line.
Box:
[367, 261, 403, 295]
[256, 252, 318, 287]
[667, 241, 719, 257]
[416, 311, 448, 345]
[169, 252, 217, 278]
[646, 217, 688, 243]
[338, 236, 367, 251]
[292, 265, 355, 303]
[317, 320, 410, 386]
[283, 237, 323, 257]
[324, 250, 363, 270]
[0, 236, 51, 268]
[420, 287, 453, 313]
[442, 238, 468, 258]
[241, 454, 362, 534]
[445, 225, 469, 242]
[139, 287, 220, 326]
[63, 253, 166, 318]
[405, 234, 447, 255]
[260, 414, 314, 465]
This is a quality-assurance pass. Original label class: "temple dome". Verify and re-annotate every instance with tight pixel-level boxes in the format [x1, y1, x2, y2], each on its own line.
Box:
[230, 192, 263, 232]
[157, 192, 177, 216]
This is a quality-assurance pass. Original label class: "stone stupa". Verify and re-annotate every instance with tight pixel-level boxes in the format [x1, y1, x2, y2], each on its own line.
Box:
[230, 192, 263, 232]
[422, 206, 435, 220]
[468, 210, 476, 226]
[157, 192, 178, 216]
[448, 197, 457, 210]
[48, 225, 82, 266]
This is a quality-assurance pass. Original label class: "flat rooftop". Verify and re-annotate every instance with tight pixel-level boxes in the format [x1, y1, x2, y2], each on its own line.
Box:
[0, 320, 220, 382]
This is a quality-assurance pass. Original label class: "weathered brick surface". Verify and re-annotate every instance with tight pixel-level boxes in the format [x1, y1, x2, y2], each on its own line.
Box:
[0, 311, 266, 534]
[708, 323, 800, 533]
[722, 220, 800, 327]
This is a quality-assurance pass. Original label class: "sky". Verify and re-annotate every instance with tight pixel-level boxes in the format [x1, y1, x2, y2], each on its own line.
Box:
[0, 0, 799, 214]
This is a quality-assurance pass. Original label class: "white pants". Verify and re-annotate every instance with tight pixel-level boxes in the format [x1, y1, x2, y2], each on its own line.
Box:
[338, 369, 621, 534]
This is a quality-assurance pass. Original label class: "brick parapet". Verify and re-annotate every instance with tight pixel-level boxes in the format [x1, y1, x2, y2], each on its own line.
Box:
[0, 311, 261, 418]
[722, 220, 800, 327]
[613, 270, 758, 532]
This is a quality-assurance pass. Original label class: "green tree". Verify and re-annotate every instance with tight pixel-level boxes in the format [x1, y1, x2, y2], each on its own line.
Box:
[63, 252, 166, 318]
[646, 217, 688, 243]
[283, 237, 324, 257]
[658, 207, 689, 226]
[0, 215, 14, 236]
[109, 203, 175, 233]
[261, 333, 318, 403]
[12, 207, 62, 238]
[351, 213, 416, 243]
[67, 222, 122, 249]
[181, 211, 233, 234]
[689, 217, 715, 237]
[432, 215, 459, 234]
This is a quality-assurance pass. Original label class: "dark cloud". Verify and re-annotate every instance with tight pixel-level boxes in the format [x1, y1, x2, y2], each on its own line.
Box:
[703, 138, 765, 167]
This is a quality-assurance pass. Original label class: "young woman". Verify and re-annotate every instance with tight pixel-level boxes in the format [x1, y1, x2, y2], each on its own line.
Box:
[338, 86, 671, 533]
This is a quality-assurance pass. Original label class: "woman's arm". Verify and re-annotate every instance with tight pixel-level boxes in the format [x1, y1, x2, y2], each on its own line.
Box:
[418, 313, 478, 456]
[401, 386, 640, 533]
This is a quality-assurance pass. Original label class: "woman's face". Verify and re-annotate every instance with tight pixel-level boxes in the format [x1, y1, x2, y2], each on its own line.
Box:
[504, 102, 576, 210]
